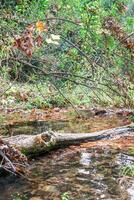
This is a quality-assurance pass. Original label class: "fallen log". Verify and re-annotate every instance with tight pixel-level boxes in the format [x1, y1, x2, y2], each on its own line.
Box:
[3, 124, 134, 155]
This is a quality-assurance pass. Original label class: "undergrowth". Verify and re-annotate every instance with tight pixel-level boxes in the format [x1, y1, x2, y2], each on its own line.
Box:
[1, 77, 133, 110]
[0, 0, 134, 109]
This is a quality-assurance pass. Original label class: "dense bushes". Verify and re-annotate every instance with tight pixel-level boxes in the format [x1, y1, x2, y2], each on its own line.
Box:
[0, 0, 134, 108]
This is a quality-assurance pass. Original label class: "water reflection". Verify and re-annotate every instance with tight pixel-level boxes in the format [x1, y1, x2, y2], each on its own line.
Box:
[0, 114, 133, 200]
[0, 147, 133, 200]
[77, 168, 90, 175]
[0, 114, 127, 136]
[127, 180, 134, 200]
[116, 153, 134, 165]
[79, 151, 92, 166]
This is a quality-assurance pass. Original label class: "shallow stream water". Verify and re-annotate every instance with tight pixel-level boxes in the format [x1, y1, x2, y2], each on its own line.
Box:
[0, 114, 134, 200]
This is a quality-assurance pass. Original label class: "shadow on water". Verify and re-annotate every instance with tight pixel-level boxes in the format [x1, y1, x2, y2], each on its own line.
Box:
[0, 113, 134, 200]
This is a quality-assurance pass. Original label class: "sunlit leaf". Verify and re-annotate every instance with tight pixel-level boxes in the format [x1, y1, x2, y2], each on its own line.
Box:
[46, 38, 59, 45]
[36, 21, 45, 32]
[51, 34, 60, 40]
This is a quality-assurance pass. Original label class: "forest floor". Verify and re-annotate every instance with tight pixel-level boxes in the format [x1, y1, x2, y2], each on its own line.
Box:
[0, 106, 133, 135]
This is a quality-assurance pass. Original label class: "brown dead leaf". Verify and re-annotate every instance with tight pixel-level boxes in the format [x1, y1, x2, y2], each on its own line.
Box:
[13, 24, 35, 57]
[35, 35, 43, 47]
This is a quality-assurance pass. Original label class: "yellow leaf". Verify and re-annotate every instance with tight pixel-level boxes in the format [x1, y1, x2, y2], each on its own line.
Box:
[36, 21, 45, 32]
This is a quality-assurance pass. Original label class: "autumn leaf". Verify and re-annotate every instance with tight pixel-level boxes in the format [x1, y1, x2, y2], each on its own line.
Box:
[13, 26, 34, 57]
[26, 24, 35, 33]
[36, 21, 45, 32]
[35, 35, 43, 47]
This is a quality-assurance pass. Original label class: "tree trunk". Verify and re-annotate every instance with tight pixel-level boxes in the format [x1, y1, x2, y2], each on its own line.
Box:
[3, 124, 134, 155]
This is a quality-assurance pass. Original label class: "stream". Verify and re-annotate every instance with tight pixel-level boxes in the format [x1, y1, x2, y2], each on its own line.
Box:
[0, 112, 134, 200]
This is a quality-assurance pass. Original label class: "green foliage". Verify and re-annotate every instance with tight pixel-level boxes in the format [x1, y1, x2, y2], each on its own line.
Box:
[61, 192, 69, 200]
[130, 114, 134, 122]
[120, 164, 134, 177]
[11, 193, 28, 200]
[0, 0, 134, 108]
[0, 115, 5, 124]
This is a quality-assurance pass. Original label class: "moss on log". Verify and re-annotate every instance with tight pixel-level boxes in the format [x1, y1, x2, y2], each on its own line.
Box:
[3, 124, 134, 155]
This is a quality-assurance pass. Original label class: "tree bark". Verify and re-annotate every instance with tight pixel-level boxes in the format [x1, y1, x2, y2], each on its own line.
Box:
[3, 124, 134, 155]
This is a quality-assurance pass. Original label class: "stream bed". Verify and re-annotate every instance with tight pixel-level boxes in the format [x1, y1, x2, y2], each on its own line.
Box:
[0, 113, 134, 200]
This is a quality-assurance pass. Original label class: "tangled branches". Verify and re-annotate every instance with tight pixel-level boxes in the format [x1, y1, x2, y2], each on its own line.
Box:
[104, 17, 134, 57]
[0, 138, 28, 175]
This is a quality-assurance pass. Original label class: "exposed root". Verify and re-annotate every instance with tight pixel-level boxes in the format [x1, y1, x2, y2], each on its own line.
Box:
[0, 139, 28, 175]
